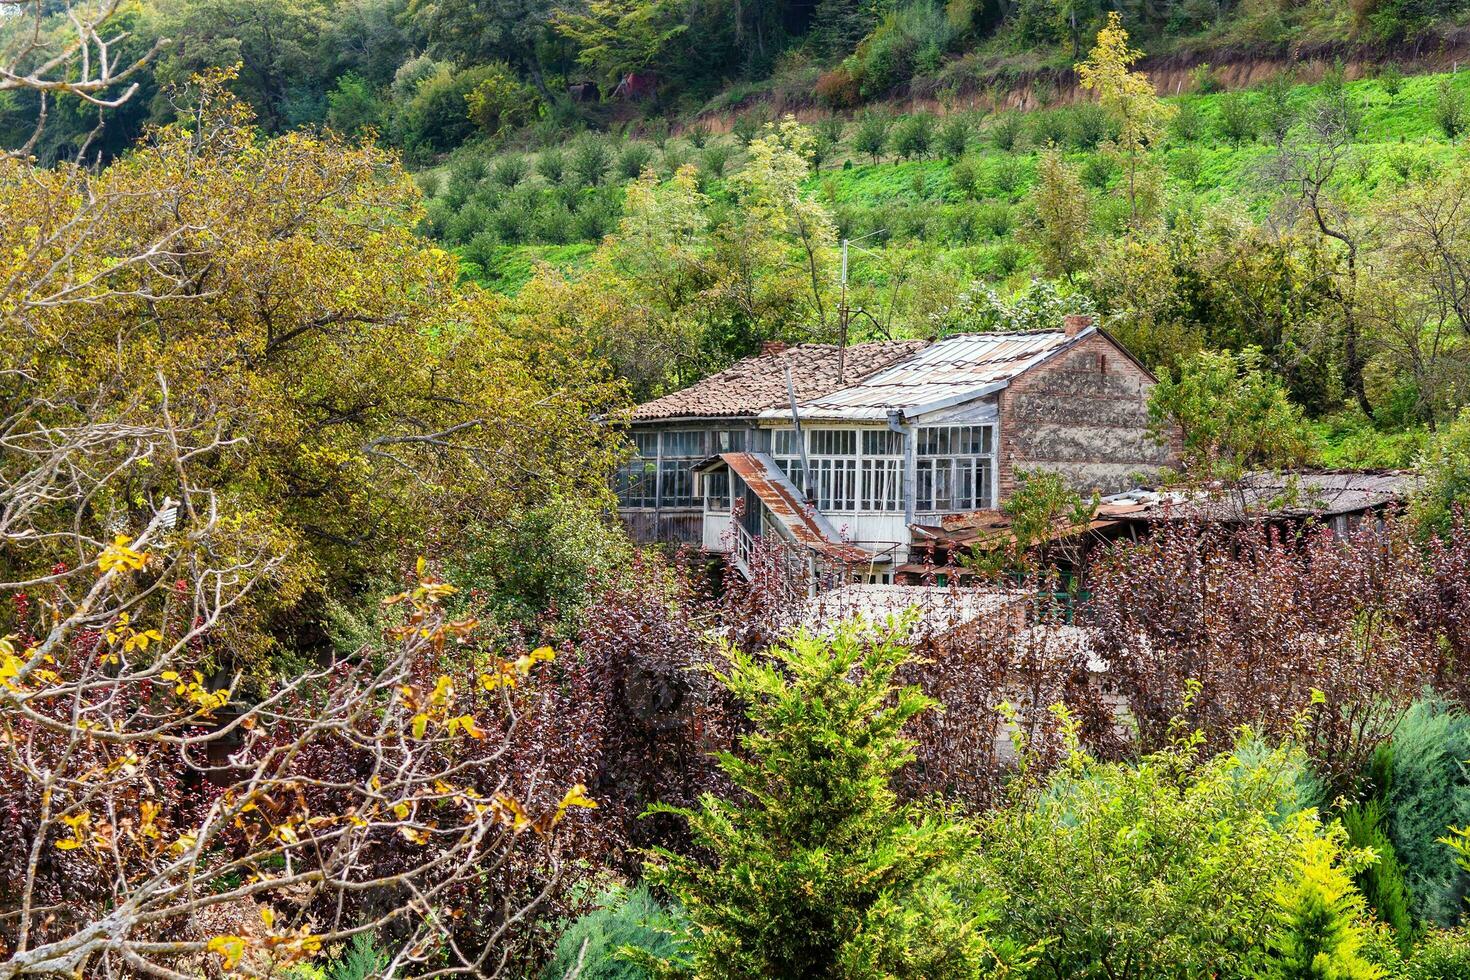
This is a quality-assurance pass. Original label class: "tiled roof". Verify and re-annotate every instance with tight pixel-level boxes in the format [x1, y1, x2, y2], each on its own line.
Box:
[760, 328, 1095, 422]
[631, 341, 929, 421]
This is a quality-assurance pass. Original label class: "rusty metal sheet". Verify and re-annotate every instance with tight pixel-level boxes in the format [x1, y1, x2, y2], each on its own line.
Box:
[722, 452, 886, 564]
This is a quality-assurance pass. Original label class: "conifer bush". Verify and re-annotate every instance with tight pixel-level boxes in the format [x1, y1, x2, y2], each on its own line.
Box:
[640, 622, 1019, 978]
[1381, 699, 1470, 925]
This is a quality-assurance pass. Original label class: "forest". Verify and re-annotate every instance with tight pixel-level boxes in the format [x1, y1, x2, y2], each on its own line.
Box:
[6, 0, 1470, 976]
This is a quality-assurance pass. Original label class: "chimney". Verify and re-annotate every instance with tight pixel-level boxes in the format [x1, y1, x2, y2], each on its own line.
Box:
[1063, 314, 1093, 338]
[761, 340, 789, 357]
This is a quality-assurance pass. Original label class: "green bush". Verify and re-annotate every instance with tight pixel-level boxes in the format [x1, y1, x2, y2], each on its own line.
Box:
[1433, 79, 1467, 139]
[1381, 698, 1470, 925]
[1342, 799, 1416, 948]
[975, 734, 1355, 979]
[854, 111, 891, 162]
[893, 112, 936, 159]
[1404, 929, 1470, 979]
[1259, 74, 1298, 144]
[1068, 101, 1116, 149]
[533, 202, 577, 244]
[617, 141, 655, 179]
[1081, 153, 1115, 189]
[325, 72, 386, 135]
[700, 142, 736, 178]
[536, 148, 567, 184]
[1217, 91, 1260, 144]
[949, 155, 981, 198]
[939, 117, 971, 159]
[491, 195, 535, 244]
[1029, 109, 1070, 149]
[642, 622, 1013, 978]
[543, 885, 685, 980]
[490, 154, 530, 189]
[990, 111, 1024, 151]
[1260, 834, 1385, 980]
[396, 64, 489, 154]
[991, 156, 1023, 196]
[570, 135, 613, 186]
[1171, 99, 1206, 143]
[853, 2, 952, 99]
[444, 200, 492, 244]
[977, 200, 1012, 238]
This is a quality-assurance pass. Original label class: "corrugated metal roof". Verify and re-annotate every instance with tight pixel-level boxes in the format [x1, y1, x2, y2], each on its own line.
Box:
[721, 452, 887, 564]
[757, 328, 1093, 422]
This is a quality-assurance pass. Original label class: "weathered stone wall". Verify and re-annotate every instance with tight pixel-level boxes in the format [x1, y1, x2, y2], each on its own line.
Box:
[997, 332, 1176, 497]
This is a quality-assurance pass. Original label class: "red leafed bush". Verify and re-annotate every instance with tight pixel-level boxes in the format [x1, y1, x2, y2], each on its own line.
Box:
[1088, 518, 1469, 788]
[570, 551, 739, 867]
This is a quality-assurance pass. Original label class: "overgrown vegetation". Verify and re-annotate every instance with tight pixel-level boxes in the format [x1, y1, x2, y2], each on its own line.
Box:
[11, 3, 1470, 977]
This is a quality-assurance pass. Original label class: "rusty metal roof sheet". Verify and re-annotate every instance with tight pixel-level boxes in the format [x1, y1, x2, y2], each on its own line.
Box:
[759, 328, 1094, 422]
[912, 471, 1421, 553]
[1098, 470, 1421, 522]
[720, 451, 888, 564]
[632, 341, 928, 421]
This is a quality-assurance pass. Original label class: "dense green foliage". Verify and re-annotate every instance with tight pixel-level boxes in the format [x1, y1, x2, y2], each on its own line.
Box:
[643, 622, 1017, 978]
[1343, 799, 1417, 948]
[1379, 700, 1470, 926]
[543, 886, 685, 979]
[971, 729, 1356, 979]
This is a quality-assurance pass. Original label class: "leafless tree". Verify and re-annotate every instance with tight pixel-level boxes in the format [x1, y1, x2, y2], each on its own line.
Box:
[1, 0, 165, 157]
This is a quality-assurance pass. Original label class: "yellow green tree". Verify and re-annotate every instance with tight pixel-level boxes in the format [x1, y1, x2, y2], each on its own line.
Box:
[1, 72, 625, 668]
[1076, 13, 1175, 231]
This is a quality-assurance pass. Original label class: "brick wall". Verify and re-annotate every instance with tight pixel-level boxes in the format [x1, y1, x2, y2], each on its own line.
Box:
[997, 332, 1177, 498]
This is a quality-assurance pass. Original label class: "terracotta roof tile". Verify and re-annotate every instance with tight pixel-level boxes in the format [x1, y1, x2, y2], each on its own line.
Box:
[632, 341, 929, 421]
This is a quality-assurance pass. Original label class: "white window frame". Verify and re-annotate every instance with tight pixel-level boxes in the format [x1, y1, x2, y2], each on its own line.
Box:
[771, 426, 906, 514]
[914, 423, 996, 514]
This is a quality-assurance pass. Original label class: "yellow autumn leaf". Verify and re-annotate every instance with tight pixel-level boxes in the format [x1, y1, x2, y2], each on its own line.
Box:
[555, 783, 598, 823]
[411, 713, 430, 739]
[514, 645, 557, 673]
[450, 714, 484, 740]
[98, 534, 148, 574]
[207, 935, 247, 971]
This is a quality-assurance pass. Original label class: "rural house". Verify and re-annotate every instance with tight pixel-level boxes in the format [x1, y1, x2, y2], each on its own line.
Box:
[615, 316, 1175, 580]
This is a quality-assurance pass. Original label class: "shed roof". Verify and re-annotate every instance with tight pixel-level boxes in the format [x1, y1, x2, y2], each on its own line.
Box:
[632, 341, 928, 422]
[1098, 470, 1420, 522]
[756, 327, 1096, 422]
[719, 452, 888, 564]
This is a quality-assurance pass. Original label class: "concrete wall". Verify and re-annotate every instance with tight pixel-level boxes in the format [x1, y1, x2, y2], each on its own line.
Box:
[997, 332, 1176, 497]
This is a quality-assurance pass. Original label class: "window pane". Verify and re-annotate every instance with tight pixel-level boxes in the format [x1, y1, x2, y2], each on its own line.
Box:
[663, 430, 704, 458]
[863, 429, 904, 456]
[932, 461, 954, 510]
[810, 429, 856, 456]
[705, 470, 731, 510]
[713, 430, 746, 453]
[861, 457, 901, 511]
[957, 459, 975, 509]
[660, 460, 695, 506]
